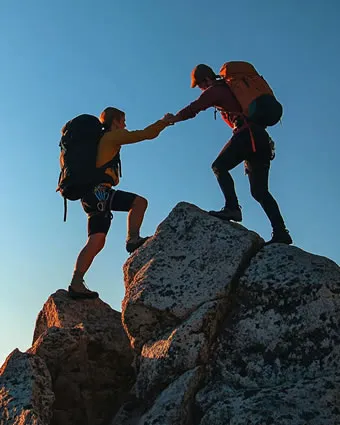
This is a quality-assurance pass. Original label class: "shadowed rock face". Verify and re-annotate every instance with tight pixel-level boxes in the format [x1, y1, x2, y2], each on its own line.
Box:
[30, 290, 135, 425]
[1, 290, 135, 425]
[0, 349, 54, 425]
[1, 202, 340, 425]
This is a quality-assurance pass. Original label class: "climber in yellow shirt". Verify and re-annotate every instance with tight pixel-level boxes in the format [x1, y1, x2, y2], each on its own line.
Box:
[68, 106, 169, 300]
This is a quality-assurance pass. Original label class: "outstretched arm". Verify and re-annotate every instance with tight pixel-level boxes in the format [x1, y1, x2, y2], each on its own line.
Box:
[165, 86, 221, 124]
[103, 119, 168, 146]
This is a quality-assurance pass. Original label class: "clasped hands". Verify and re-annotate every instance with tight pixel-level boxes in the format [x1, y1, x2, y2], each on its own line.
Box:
[161, 113, 177, 125]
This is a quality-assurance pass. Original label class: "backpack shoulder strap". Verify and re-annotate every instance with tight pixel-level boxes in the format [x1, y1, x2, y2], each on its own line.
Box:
[99, 150, 122, 177]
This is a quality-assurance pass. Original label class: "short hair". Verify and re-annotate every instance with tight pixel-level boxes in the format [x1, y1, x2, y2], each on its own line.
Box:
[191, 64, 218, 88]
[100, 107, 125, 129]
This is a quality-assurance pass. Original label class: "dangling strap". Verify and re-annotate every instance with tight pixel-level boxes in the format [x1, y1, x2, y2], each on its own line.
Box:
[232, 113, 257, 153]
[63, 197, 67, 222]
[118, 157, 122, 177]
[249, 125, 256, 153]
[218, 106, 257, 153]
[108, 189, 117, 210]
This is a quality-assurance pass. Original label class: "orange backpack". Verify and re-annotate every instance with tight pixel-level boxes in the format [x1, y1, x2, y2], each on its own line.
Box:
[219, 61, 282, 126]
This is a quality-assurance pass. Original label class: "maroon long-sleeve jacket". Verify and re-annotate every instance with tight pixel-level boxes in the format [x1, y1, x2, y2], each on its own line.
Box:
[174, 81, 242, 128]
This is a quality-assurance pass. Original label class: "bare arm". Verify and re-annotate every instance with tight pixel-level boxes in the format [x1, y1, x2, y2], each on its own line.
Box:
[103, 120, 168, 146]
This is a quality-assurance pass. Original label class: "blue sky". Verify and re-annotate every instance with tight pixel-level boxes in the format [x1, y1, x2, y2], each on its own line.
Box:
[0, 0, 339, 365]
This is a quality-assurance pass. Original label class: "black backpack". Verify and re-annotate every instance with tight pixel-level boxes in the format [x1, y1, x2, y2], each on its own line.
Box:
[57, 114, 121, 220]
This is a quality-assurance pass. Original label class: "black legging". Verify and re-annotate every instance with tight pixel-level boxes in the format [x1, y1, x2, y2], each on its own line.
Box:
[211, 125, 286, 232]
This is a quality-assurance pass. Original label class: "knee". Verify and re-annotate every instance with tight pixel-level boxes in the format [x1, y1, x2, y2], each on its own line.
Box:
[211, 159, 221, 176]
[87, 233, 106, 254]
[133, 196, 148, 211]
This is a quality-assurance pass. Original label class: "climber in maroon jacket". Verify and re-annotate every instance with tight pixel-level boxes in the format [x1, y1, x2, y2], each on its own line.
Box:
[163, 64, 292, 245]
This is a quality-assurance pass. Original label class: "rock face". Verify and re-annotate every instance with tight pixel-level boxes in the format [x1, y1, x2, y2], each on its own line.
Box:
[1, 202, 340, 425]
[120, 202, 340, 425]
[0, 349, 54, 425]
[1, 291, 134, 425]
[122, 202, 263, 353]
[197, 244, 340, 425]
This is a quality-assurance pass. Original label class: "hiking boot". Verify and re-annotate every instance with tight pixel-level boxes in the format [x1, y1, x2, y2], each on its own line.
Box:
[209, 206, 242, 222]
[68, 280, 99, 300]
[126, 236, 150, 254]
[265, 229, 293, 246]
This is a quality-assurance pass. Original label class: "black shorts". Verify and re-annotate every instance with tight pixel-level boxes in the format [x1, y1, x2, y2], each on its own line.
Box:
[81, 186, 137, 236]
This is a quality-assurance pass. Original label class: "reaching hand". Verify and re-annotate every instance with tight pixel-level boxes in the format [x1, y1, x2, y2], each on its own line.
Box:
[162, 113, 176, 125]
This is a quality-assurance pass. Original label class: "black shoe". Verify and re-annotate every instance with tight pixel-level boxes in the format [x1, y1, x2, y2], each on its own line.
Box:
[209, 206, 242, 222]
[265, 229, 293, 245]
[68, 281, 99, 300]
[126, 236, 150, 254]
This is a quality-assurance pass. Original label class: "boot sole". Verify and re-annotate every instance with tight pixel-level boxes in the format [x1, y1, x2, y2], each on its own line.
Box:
[68, 289, 99, 300]
[208, 212, 242, 222]
[126, 237, 150, 254]
[264, 238, 293, 246]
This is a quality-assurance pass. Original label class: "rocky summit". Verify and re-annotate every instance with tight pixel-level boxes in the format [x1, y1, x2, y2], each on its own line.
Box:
[1, 202, 339, 425]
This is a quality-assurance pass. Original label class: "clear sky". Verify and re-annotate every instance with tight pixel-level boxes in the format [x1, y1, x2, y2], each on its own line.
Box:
[0, 0, 339, 366]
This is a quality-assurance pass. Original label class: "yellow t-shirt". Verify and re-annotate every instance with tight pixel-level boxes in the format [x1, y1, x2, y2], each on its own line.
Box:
[96, 120, 167, 186]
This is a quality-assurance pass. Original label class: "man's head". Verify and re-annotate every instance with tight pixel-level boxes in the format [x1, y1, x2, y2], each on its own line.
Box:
[100, 107, 126, 130]
[190, 64, 219, 90]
